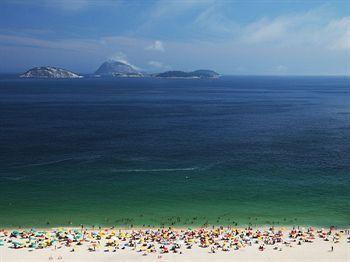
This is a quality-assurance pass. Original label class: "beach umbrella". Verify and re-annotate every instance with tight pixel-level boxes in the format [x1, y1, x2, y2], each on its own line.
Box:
[11, 230, 20, 237]
[12, 240, 23, 248]
[67, 234, 74, 241]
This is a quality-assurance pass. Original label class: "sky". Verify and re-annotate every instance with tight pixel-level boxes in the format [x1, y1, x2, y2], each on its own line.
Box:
[0, 0, 349, 75]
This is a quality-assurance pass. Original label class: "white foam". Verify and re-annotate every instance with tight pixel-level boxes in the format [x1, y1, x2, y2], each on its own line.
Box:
[111, 167, 198, 173]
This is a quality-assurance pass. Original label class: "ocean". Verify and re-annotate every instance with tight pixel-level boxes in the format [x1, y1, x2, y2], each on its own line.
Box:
[0, 76, 349, 228]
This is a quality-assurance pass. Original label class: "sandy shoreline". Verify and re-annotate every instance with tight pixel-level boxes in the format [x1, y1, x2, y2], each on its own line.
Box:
[1, 226, 349, 261]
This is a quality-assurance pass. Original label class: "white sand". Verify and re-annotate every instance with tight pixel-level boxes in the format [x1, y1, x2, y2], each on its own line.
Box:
[1, 233, 349, 262]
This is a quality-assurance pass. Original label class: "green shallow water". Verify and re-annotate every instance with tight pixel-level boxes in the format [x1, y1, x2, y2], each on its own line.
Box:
[2, 165, 349, 228]
[0, 77, 349, 228]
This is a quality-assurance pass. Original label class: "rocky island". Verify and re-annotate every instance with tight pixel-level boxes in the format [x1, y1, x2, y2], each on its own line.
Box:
[156, 69, 219, 78]
[94, 60, 143, 77]
[20, 66, 82, 78]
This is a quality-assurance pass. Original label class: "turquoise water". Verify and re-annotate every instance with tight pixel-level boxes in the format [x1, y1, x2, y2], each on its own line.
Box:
[0, 76, 349, 228]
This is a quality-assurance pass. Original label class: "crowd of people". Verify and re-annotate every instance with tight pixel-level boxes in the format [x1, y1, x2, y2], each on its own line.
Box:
[0, 226, 348, 256]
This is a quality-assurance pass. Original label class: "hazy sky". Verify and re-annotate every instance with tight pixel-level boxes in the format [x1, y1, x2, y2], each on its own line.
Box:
[0, 0, 349, 75]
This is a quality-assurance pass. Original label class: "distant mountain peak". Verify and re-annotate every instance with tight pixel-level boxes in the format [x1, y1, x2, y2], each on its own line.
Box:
[94, 60, 143, 77]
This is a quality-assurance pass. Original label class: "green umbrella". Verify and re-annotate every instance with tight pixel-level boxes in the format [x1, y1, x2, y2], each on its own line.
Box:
[12, 231, 20, 236]
[12, 241, 23, 247]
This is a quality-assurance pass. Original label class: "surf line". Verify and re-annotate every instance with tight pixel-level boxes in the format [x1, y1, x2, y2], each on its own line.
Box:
[111, 167, 199, 173]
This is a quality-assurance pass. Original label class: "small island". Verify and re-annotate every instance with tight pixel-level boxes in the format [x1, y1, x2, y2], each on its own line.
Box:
[94, 60, 143, 77]
[20, 66, 82, 78]
[155, 69, 219, 79]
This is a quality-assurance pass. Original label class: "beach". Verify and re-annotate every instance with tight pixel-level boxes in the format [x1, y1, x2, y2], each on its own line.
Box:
[1, 226, 349, 261]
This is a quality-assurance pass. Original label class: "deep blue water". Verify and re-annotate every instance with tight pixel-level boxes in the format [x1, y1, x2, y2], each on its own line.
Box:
[0, 76, 349, 227]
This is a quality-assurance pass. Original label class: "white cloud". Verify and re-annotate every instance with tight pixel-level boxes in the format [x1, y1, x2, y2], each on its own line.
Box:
[146, 40, 165, 52]
[193, 4, 239, 37]
[237, 8, 350, 53]
[148, 61, 163, 68]
[239, 8, 327, 45]
[109, 51, 127, 63]
[331, 31, 350, 50]
[241, 17, 293, 44]
[325, 17, 350, 50]
[138, 0, 215, 34]
[109, 51, 140, 70]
